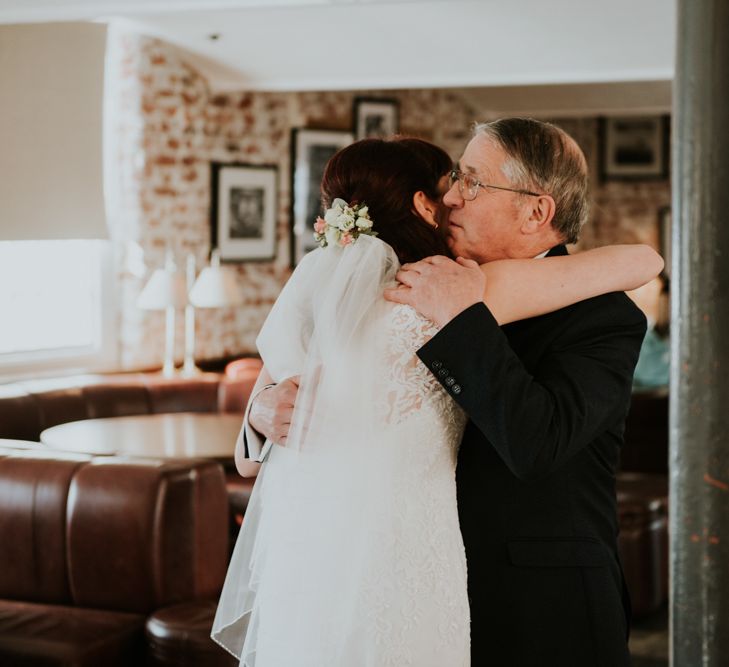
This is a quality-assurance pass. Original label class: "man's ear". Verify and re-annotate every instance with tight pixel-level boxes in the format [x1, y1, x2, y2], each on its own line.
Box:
[412, 191, 439, 228]
[521, 194, 556, 235]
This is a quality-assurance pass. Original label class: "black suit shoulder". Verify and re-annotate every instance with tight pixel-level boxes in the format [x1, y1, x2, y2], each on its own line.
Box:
[505, 289, 647, 341]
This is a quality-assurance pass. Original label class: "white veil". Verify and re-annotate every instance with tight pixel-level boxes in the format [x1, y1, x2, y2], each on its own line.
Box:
[212, 235, 407, 665]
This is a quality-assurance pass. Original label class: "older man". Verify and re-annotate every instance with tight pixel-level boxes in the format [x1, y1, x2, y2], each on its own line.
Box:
[385, 118, 644, 667]
[245, 119, 645, 667]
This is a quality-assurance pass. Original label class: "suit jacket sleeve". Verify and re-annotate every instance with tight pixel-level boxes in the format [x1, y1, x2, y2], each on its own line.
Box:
[416, 298, 646, 481]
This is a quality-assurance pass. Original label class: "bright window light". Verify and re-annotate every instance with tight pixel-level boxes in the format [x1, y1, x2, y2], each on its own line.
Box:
[0, 240, 106, 356]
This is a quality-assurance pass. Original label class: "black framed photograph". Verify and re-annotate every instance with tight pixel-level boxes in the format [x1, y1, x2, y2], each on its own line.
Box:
[599, 116, 669, 181]
[290, 128, 353, 265]
[353, 97, 399, 140]
[211, 162, 278, 261]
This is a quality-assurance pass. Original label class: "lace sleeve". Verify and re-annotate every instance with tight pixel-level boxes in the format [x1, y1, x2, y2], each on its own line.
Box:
[382, 304, 444, 424]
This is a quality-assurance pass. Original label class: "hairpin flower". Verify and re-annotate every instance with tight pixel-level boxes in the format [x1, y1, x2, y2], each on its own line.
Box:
[314, 198, 377, 248]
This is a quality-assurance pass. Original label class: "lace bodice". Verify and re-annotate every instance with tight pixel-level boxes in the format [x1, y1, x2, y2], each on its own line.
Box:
[361, 303, 469, 666]
[381, 303, 467, 456]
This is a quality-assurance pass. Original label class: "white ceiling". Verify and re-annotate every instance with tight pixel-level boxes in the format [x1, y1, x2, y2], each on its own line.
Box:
[0, 0, 676, 109]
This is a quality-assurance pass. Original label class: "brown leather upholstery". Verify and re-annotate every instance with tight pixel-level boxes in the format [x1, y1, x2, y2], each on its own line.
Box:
[617, 472, 669, 617]
[36, 387, 88, 431]
[0, 600, 145, 667]
[67, 457, 229, 613]
[225, 472, 256, 526]
[0, 385, 42, 440]
[146, 600, 237, 666]
[82, 382, 152, 418]
[0, 451, 90, 604]
[19, 378, 89, 435]
[146, 375, 221, 414]
[0, 370, 253, 445]
[220, 358, 262, 413]
[218, 375, 259, 414]
[224, 357, 263, 379]
[0, 450, 230, 664]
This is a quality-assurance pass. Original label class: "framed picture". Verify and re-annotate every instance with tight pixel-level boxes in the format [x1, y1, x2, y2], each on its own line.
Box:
[599, 116, 669, 180]
[290, 128, 353, 265]
[211, 162, 278, 262]
[353, 97, 400, 140]
[659, 206, 672, 278]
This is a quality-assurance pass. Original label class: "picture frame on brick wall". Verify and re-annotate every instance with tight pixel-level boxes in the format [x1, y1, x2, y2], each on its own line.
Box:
[290, 128, 353, 266]
[353, 97, 399, 140]
[599, 116, 669, 181]
[211, 162, 278, 262]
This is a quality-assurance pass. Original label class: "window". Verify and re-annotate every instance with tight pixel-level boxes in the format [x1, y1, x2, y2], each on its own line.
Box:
[0, 240, 115, 377]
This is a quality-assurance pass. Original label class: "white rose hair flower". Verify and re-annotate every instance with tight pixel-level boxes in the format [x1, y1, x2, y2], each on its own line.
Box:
[314, 198, 378, 249]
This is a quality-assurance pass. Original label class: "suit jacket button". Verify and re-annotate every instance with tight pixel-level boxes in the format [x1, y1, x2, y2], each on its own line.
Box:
[445, 377, 455, 387]
[438, 368, 449, 378]
[432, 360, 442, 370]
[452, 384, 462, 395]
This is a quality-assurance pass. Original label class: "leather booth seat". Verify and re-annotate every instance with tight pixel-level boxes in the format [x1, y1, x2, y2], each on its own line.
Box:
[225, 474, 256, 531]
[616, 472, 669, 617]
[0, 364, 263, 552]
[0, 600, 145, 667]
[0, 446, 230, 665]
[146, 600, 236, 666]
[0, 360, 263, 443]
[219, 361, 261, 414]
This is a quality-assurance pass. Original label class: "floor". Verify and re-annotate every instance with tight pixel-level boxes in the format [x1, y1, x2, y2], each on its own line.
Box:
[629, 605, 669, 667]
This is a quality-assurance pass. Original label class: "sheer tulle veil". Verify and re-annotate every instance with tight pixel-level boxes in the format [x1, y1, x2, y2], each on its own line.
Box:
[211, 236, 406, 665]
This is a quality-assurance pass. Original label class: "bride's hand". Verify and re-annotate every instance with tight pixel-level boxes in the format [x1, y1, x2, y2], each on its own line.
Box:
[384, 255, 485, 327]
[249, 376, 300, 446]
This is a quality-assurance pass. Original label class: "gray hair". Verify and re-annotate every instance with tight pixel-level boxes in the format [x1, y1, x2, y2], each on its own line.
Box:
[473, 118, 588, 244]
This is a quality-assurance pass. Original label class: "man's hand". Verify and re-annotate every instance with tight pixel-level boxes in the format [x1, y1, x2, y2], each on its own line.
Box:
[383, 256, 485, 327]
[248, 376, 300, 445]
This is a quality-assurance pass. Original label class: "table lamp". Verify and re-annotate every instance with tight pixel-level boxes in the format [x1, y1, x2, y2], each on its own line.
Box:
[183, 249, 241, 375]
[137, 251, 187, 376]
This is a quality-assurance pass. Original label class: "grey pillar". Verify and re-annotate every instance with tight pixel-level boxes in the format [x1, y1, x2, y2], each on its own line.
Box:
[671, 1, 729, 664]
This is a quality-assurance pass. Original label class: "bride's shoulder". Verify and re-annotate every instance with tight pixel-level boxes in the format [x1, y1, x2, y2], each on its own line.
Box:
[388, 302, 439, 339]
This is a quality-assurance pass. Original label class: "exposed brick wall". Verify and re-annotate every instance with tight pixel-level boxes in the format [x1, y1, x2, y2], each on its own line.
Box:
[555, 118, 670, 251]
[107, 32, 669, 369]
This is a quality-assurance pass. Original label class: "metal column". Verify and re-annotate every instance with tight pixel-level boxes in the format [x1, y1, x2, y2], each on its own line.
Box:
[671, 0, 729, 664]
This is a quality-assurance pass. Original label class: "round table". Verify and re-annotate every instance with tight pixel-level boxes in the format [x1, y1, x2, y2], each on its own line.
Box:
[40, 412, 242, 464]
[0, 438, 47, 452]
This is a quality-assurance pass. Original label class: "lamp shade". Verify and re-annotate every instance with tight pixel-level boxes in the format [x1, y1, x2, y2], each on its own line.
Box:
[189, 251, 240, 308]
[137, 268, 187, 310]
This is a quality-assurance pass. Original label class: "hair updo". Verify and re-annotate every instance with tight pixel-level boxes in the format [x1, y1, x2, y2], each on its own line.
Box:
[319, 137, 454, 264]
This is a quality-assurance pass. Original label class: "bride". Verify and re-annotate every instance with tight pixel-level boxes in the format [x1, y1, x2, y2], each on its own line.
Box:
[212, 137, 662, 666]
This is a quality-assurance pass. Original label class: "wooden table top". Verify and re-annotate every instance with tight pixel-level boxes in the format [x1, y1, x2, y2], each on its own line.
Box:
[40, 412, 242, 462]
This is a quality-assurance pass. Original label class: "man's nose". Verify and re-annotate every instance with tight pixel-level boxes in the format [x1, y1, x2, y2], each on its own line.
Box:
[442, 181, 463, 208]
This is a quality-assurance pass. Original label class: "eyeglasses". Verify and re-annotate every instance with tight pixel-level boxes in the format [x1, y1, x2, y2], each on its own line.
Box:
[448, 168, 542, 201]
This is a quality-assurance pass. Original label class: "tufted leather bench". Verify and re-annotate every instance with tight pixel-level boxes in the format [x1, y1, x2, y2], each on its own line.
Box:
[0, 363, 262, 443]
[0, 446, 231, 665]
[146, 600, 237, 666]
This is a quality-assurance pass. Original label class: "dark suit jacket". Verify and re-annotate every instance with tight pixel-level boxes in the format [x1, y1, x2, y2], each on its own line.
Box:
[417, 245, 646, 667]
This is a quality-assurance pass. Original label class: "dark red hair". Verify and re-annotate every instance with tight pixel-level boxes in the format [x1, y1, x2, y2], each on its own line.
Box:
[320, 137, 453, 264]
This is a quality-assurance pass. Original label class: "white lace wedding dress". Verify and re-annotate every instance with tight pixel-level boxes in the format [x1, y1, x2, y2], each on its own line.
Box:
[212, 237, 470, 666]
